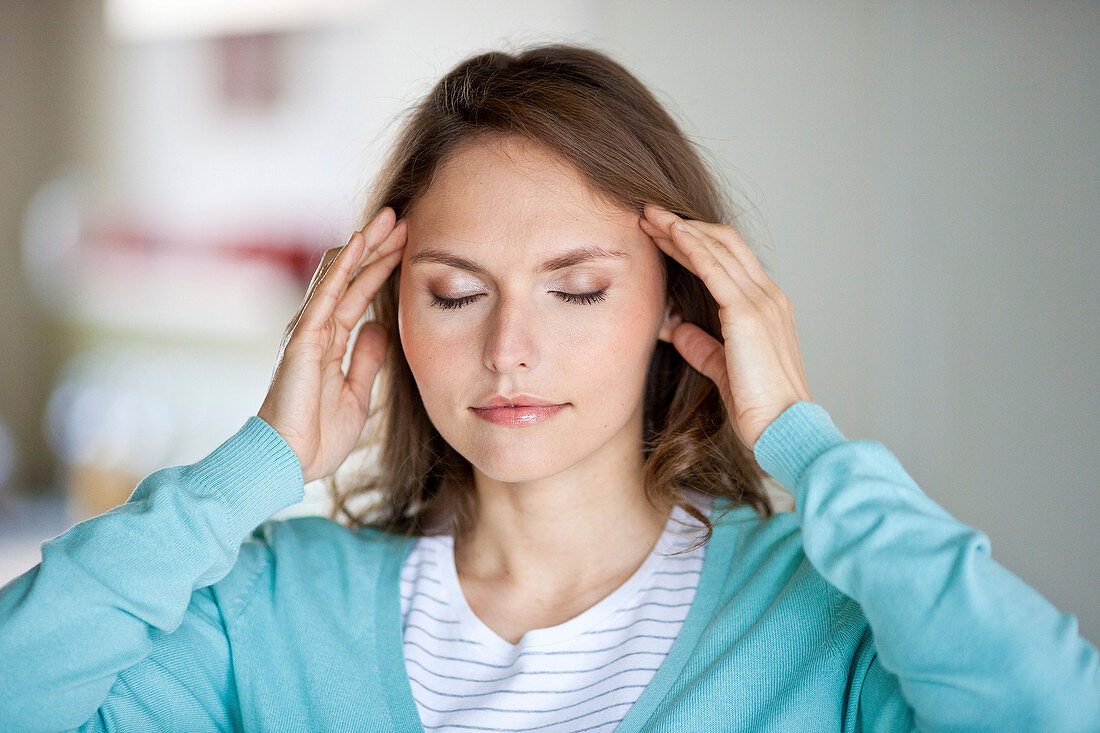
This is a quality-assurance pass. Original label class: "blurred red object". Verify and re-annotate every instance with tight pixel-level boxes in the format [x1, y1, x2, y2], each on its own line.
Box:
[82, 218, 323, 288]
[214, 237, 321, 287]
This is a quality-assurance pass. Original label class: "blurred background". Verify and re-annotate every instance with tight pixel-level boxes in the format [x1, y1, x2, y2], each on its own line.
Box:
[0, 1, 1096, 645]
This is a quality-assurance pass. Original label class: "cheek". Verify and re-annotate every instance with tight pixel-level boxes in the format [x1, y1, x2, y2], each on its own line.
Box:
[594, 321, 654, 380]
[396, 290, 437, 381]
[597, 288, 665, 373]
[396, 294, 415, 363]
[566, 301, 660, 395]
[397, 302, 471, 404]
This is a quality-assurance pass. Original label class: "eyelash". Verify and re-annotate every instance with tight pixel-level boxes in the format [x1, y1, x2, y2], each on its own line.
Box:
[431, 289, 609, 311]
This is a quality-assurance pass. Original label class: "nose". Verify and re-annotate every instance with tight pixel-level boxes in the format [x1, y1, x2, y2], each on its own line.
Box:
[482, 299, 538, 373]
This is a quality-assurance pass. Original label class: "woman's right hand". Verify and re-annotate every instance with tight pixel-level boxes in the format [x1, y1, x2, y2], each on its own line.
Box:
[256, 207, 406, 485]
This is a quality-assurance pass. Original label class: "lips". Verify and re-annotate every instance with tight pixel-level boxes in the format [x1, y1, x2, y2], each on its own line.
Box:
[471, 403, 567, 426]
[473, 393, 564, 409]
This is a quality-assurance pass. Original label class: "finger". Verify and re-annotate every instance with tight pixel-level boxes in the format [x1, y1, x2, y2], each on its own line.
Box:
[335, 219, 406, 331]
[334, 243, 404, 330]
[643, 215, 755, 311]
[295, 225, 363, 316]
[663, 218, 755, 311]
[641, 206, 726, 282]
[639, 216, 697, 276]
[343, 321, 388, 412]
[348, 218, 407, 283]
[309, 206, 395, 296]
[305, 245, 345, 304]
[284, 207, 397, 343]
[282, 239, 352, 343]
[644, 206, 770, 306]
[298, 206, 399, 333]
[346, 207, 400, 274]
[663, 215, 779, 296]
[676, 219, 769, 304]
[315, 213, 376, 285]
[674, 321, 733, 406]
[298, 230, 368, 333]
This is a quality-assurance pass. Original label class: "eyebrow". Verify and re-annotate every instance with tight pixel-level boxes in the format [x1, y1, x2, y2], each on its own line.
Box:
[407, 243, 629, 275]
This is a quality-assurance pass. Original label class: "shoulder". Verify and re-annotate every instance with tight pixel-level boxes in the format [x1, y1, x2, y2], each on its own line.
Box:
[711, 499, 805, 567]
[710, 502, 864, 644]
[249, 514, 407, 571]
[210, 514, 409, 620]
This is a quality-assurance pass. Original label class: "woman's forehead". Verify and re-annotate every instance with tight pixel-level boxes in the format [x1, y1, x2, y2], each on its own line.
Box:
[403, 138, 653, 272]
[406, 240, 631, 278]
[414, 139, 630, 223]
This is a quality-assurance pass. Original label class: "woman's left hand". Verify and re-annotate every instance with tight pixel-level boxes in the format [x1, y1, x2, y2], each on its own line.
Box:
[640, 204, 814, 452]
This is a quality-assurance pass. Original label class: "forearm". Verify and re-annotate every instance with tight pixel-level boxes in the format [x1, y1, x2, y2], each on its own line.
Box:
[0, 416, 303, 730]
[753, 401, 1100, 731]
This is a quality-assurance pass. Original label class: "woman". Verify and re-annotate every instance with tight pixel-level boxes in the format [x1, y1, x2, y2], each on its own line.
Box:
[1, 44, 1097, 732]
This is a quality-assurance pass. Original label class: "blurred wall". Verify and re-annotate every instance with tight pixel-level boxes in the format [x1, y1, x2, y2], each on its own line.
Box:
[0, 0, 105, 492]
[600, 0, 1099, 640]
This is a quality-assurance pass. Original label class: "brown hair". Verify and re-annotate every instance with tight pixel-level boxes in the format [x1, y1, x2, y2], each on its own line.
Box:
[327, 42, 777, 551]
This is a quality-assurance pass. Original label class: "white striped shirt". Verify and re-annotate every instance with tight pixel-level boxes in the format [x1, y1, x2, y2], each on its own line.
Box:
[398, 493, 713, 732]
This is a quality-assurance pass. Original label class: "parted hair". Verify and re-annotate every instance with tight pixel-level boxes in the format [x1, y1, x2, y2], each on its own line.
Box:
[327, 42, 777, 549]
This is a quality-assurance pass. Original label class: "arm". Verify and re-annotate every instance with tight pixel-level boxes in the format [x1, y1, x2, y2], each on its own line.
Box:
[0, 416, 304, 732]
[752, 401, 1100, 732]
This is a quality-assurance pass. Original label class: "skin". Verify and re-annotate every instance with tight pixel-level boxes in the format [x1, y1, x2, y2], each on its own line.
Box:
[397, 136, 682, 642]
[258, 132, 811, 644]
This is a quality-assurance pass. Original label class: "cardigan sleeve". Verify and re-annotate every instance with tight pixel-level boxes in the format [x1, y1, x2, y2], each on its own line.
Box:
[752, 401, 1100, 732]
[0, 416, 305, 732]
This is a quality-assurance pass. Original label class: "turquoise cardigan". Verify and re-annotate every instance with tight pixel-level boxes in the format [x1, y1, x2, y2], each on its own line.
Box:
[1, 402, 1097, 731]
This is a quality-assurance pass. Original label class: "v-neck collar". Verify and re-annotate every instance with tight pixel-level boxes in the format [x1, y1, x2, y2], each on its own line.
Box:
[434, 502, 704, 658]
[373, 495, 749, 732]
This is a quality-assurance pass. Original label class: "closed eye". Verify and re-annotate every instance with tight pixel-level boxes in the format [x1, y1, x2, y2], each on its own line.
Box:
[431, 289, 608, 311]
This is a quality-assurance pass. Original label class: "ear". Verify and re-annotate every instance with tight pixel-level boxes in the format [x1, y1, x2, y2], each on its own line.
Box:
[657, 301, 682, 344]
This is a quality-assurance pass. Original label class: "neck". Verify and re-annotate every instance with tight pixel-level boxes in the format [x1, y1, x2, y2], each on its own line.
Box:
[453, 462, 670, 597]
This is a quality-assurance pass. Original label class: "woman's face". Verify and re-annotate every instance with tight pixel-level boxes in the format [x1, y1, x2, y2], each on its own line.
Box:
[398, 136, 678, 485]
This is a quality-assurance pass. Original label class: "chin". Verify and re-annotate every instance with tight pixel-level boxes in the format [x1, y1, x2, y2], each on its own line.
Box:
[451, 429, 584, 483]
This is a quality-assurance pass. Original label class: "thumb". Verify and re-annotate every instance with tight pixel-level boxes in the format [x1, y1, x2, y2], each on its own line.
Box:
[345, 321, 389, 410]
[672, 322, 729, 396]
